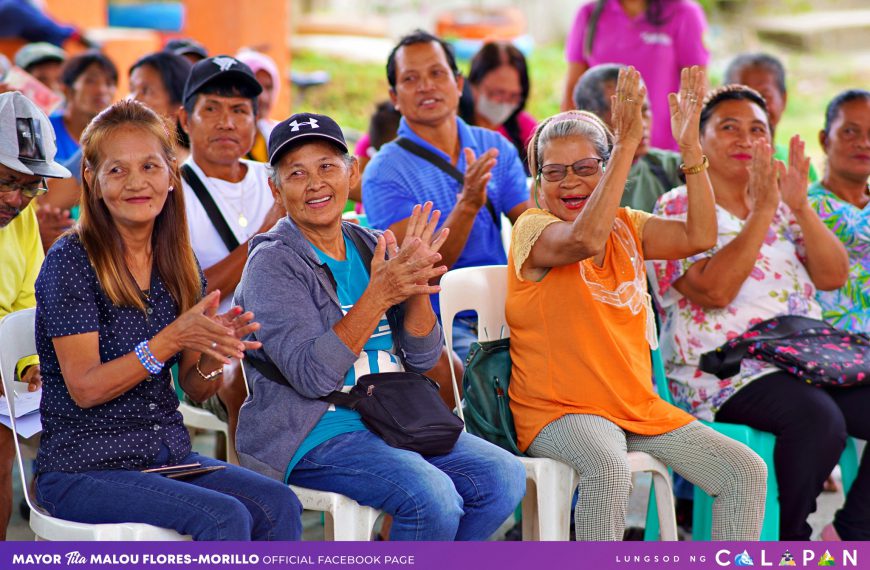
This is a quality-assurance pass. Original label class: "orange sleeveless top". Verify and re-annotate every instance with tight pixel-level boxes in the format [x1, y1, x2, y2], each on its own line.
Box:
[507, 208, 693, 451]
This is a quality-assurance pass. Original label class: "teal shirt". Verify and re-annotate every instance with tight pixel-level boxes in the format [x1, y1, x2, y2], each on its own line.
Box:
[284, 234, 398, 480]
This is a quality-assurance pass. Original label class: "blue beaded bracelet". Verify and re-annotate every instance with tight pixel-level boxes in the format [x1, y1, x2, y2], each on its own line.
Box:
[135, 340, 164, 375]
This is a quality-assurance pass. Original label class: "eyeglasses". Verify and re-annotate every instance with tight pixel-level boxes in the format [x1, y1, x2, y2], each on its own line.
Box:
[539, 158, 603, 182]
[0, 177, 48, 198]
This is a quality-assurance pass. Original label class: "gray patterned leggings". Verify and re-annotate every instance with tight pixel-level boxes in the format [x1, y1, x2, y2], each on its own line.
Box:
[528, 415, 767, 541]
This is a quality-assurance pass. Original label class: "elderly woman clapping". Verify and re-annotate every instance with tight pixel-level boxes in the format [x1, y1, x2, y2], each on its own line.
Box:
[234, 113, 525, 540]
[649, 84, 870, 541]
[507, 67, 767, 541]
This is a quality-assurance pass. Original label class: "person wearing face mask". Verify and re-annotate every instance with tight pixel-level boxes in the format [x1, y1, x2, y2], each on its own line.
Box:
[459, 41, 536, 176]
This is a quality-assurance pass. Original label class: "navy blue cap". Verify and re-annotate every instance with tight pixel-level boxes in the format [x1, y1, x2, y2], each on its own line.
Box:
[268, 112, 348, 165]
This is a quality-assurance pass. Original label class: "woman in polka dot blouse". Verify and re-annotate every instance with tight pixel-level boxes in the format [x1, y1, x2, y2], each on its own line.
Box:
[31, 100, 302, 541]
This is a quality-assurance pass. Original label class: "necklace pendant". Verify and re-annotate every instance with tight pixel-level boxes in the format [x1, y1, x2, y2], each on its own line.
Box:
[238, 215, 249, 228]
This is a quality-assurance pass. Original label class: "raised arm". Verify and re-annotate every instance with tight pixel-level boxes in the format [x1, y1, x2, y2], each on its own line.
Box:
[525, 67, 645, 273]
[640, 66, 717, 260]
[672, 141, 779, 308]
[779, 134, 849, 291]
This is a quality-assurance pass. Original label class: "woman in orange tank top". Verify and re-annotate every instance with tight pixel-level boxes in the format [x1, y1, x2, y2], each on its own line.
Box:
[507, 66, 767, 540]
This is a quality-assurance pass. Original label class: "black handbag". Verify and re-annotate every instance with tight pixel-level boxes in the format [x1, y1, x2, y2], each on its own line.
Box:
[248, 359, 463, 456]
[462, 338, 524, 456]
[247, 226, 463, 456]
[322, 372, 464, 455]
[700, 316, 870, 388]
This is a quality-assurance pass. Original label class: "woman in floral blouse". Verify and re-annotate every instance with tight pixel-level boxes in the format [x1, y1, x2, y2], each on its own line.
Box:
[808, 89, 870, 332]
[650, 85, 870, 541]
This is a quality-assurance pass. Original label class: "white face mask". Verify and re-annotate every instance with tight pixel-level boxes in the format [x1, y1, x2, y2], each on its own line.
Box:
[476, 93, 518, 126]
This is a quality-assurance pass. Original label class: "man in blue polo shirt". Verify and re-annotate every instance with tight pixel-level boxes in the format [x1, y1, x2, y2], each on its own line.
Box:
[362, 30, 529, 361]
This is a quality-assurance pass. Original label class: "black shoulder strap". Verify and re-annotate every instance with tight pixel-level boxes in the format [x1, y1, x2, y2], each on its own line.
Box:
[395, 137, 500, 229]
[180, 164, 241, 252]
[248, 226, 403, 399]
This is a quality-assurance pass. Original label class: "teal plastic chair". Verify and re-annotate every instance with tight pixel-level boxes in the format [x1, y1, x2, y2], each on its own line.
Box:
[644, 348, 859, 540]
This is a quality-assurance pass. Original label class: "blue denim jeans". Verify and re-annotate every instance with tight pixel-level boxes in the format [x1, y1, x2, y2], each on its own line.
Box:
[287, 430, 525, 540]
[36, 451, 302, 541]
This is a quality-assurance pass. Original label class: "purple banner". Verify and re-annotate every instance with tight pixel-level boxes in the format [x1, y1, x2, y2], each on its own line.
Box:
[0, 541, 865, 570]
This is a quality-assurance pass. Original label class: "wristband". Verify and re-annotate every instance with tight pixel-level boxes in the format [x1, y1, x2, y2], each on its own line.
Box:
[134, 340, 164, 375]
[680, 155, 709, 175]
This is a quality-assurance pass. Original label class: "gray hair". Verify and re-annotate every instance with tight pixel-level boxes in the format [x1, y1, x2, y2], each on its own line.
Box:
[723, 53, 786, 96]
[267, 151, 355, 187]
[572, 63, 624, 120]
[527, 111, 613, 176]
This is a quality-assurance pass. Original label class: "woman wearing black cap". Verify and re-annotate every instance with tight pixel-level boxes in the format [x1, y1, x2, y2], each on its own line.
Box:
[234, 112, 526, 540]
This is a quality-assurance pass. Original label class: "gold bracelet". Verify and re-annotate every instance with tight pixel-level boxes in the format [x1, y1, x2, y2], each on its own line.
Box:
[195, 359, 223, 382]
[680, 154, 709, 175]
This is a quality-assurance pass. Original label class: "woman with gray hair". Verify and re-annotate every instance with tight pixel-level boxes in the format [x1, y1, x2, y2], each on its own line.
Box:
[506, 66, 767, 540]
[234, 112, 526, 540]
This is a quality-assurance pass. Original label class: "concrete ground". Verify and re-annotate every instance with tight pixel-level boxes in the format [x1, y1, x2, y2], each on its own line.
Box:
[4, 431, 857, 541]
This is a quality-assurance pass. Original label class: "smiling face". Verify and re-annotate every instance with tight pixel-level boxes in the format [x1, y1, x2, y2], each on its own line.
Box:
[87, 125, 171, 230]
[390, 41, 462, 129]
[271, 140, 358, 235]
[822, 98, 870, 184]
[537, 135, 604, 222]
[181, 93, 256, 168]
[701, 99, 771, 184]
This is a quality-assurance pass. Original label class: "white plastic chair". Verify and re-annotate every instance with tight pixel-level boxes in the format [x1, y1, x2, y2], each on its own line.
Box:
[239, 362, 381, 540]
[440, 265, 678, 541]
[0, 308, 189, 541]
[177, 400, 237, 465]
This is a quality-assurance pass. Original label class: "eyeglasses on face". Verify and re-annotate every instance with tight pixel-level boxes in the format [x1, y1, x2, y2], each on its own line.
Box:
[0, 177, 49, 198]
[538, 158, 603, 182]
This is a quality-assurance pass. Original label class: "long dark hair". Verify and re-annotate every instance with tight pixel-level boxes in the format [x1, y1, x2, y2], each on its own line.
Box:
[584, 0, 669, 60]
[460, 42, 531, 170]
[78, 100, 201, 314]
[129, 51, 192, 149]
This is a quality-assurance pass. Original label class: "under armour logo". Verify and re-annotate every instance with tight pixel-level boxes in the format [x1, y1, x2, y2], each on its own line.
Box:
[212, 56, 237, 72]
[288, 118, 319, 131]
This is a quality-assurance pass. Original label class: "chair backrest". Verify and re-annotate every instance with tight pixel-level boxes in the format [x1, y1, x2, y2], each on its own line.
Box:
[439, 265, 510, 423]
[0, 308, 40, 512]
[439, 265, 510, 348]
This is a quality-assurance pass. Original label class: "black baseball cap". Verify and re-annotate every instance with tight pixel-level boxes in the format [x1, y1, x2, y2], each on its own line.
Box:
[182, 55, 262, 107]
[268, 112, 348, 166]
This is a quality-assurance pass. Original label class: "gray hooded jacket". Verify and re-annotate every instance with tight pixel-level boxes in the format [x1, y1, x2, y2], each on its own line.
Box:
[234, 216, 445, 481]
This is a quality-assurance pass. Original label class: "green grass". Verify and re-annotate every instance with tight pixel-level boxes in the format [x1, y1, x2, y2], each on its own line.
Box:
[290, 43, 859, 165]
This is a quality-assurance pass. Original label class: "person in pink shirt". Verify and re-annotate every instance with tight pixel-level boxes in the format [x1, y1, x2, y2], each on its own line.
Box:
[561, 0, 709, 151]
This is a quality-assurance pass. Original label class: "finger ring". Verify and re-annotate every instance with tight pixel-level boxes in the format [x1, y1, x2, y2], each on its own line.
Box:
[625, 98, 635, 103]
[211, 341, 217, 350]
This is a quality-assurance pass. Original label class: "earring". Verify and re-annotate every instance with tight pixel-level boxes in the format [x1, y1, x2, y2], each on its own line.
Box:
[168, 186, 175, 192]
